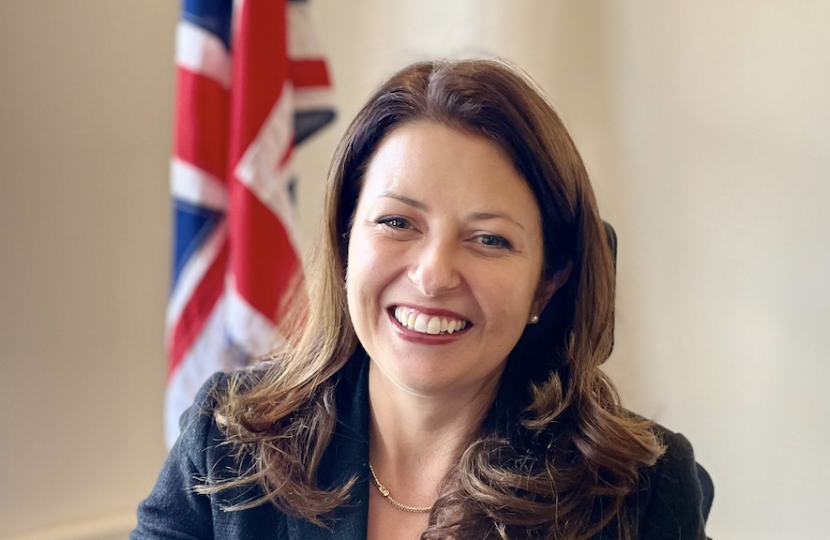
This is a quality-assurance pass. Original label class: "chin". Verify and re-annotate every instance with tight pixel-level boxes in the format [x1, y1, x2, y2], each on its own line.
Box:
[372, 353, 454, 394]
[392, 359, 498, 399]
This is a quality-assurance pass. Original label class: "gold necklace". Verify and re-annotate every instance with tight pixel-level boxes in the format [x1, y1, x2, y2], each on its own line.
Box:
[368, 463, 434, 514]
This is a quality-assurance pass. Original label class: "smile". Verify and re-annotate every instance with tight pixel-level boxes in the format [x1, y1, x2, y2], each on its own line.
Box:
[392, 306, 469, 335]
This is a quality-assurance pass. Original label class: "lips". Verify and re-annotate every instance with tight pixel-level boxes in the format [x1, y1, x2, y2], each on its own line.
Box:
[392, 306, 470, 335]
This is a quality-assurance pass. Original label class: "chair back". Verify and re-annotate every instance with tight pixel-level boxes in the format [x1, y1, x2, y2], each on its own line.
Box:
[604, 221, 714, 528]
[696, 462, 715, 523]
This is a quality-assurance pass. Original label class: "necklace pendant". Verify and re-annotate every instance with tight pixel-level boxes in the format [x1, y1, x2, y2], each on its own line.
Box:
[369, 462, 433, 513]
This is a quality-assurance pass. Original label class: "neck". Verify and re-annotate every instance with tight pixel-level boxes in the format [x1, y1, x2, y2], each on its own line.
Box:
[367, 360, 501, 504]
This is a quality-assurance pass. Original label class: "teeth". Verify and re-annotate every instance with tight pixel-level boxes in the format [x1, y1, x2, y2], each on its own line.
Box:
[427, 317, 441, 334]
[392, 307, 468, 336]
[414, 313, 429, 332]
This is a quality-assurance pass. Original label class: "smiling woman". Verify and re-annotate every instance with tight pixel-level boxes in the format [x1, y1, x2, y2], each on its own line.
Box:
[347, 123, 554, 401]
[132, 60, 708, 540]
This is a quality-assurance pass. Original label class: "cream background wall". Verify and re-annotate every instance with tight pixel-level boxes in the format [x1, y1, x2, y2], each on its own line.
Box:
[1, 1, 828, 539]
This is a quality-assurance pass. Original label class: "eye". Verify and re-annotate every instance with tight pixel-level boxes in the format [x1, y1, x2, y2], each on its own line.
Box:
[376, 216, 411, 230]
[477, 234, 513, 250]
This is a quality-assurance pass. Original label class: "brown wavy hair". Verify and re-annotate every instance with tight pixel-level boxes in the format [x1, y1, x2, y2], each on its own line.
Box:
[201, 59, 664, 540]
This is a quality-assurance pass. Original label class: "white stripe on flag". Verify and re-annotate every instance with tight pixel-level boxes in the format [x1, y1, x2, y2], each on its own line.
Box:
[166, 219, 228, 335]
[294, 86, 335, 112]
[164, 295, 231, 447]
[176, 20, 231, 89]
[287, 2, 323, 60]
[170, 158, 228, 211]
[233, 82, 303, 257]
[225, 277, 286, 357]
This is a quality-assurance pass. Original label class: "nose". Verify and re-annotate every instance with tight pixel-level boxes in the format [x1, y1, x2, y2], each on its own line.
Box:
[407, 236, 462, 297]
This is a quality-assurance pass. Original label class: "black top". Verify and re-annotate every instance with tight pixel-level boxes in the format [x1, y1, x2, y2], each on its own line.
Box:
[132, 356, 708, 540]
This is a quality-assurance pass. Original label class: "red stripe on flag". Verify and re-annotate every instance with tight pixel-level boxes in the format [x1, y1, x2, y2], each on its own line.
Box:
[168, 239, 229, 376]
[175, 67, 230, 181]
[290, 59, 331, 88]
[226, 0, 300, 325]
[228, 183, 300, 322]
[228, 0, 289, 174]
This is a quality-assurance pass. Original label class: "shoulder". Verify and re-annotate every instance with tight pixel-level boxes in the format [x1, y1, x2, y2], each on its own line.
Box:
[176, 371, 231, 458]
[176, 368, 268, 480]
[630, 423, 707, 540]
[133, 370, 289, 540]
[181, 371, 229, 423]
[178, 362, 275, 436]
[171, 373, 232, 477]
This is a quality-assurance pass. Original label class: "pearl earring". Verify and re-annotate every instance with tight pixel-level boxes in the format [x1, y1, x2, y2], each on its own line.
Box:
[528, 314, 539, 324]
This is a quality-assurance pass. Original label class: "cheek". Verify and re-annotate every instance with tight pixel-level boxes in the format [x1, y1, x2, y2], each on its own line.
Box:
[479, 264, 539, 308]
[345, 239, 367, 322]
[474, 264, 539, 338]
[346, 234, 396, 316]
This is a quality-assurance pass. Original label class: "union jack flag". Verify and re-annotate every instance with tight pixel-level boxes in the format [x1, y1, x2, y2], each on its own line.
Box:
[165, 0, 334, 447]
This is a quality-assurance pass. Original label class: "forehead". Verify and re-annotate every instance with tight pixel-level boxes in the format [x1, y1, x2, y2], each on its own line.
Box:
[359, 122, 541, 224]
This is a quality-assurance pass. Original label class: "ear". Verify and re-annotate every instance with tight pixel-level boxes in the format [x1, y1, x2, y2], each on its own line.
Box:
[531, 261, 573, 318]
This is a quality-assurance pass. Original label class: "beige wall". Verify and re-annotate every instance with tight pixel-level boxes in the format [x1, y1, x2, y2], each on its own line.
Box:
[0, 1, 177, 537]
[601, 4, 830, 539]
[1, 1, 828, 539]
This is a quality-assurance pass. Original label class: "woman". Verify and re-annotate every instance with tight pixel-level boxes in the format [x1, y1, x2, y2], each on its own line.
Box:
[133, 60, 707, 540]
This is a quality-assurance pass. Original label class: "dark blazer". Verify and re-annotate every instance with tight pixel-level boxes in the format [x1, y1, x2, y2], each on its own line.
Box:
[132, 356, 708, 540]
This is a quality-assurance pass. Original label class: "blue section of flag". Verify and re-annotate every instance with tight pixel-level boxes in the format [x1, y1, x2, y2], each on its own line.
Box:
[294, 108, 336, 145]
[172, 199, 224, 288]
[182, 0, 233, 50]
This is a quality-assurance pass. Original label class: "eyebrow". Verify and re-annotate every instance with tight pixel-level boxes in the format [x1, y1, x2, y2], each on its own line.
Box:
[468, 211, 526, 232]
[380, 192, 428, 210]
[380, 192, 526, 232]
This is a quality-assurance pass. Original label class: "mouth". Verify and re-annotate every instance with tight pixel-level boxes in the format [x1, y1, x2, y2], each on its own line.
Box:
[389, 305, 472, 336]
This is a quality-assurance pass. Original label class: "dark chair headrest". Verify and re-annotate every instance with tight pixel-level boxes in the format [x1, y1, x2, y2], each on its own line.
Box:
[603, 221, 617, 266]
[603, 221, 617, 358]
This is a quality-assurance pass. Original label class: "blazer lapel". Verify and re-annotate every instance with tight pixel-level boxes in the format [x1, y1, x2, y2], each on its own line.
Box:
[287, 353, 371, 540]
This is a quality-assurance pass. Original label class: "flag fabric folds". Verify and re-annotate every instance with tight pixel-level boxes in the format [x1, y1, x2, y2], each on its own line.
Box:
[166, 0, 334, 447]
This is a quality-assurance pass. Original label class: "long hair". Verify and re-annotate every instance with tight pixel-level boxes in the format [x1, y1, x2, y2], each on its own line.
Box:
[201, 59, 664, 539]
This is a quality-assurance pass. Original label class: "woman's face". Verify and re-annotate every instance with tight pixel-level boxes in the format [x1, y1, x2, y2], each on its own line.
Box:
[346, 122, 547, 398]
